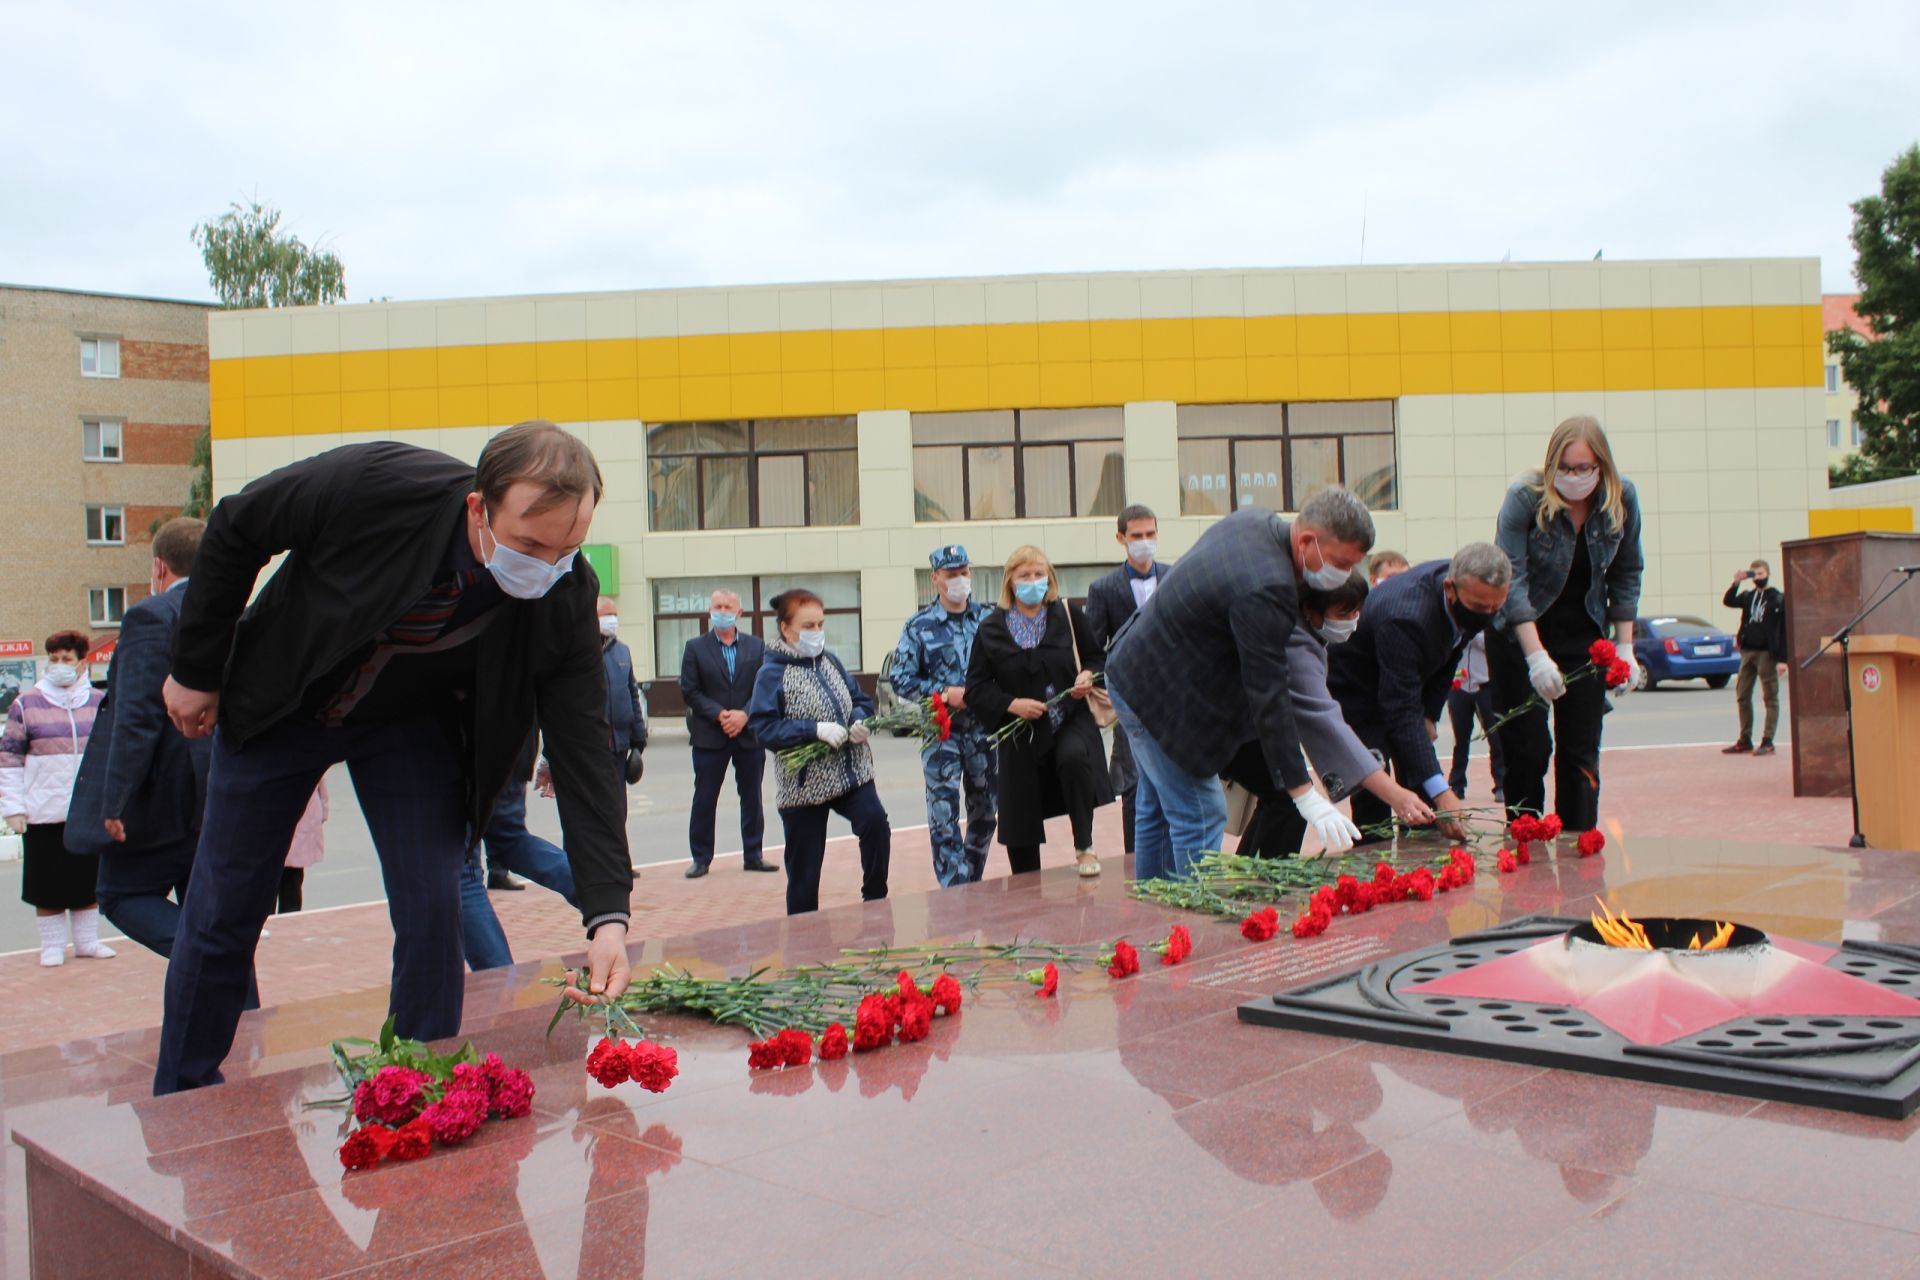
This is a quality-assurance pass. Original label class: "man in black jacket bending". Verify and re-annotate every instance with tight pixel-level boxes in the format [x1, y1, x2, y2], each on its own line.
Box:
[155, 422, 633, 1094]
[1722, 559, 1789, 757]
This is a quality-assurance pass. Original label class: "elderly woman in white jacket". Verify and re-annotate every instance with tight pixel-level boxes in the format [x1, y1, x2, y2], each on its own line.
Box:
[2, 630, 115, 967]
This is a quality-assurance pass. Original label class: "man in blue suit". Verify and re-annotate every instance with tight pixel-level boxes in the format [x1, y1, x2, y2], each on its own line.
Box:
[69, 518, 213, 958]
[1325, 544, 1511, 843]
[679, 588, 775, 878]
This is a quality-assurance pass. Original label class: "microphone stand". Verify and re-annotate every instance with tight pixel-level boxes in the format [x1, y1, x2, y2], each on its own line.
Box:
[1800, 567, 1920, 849]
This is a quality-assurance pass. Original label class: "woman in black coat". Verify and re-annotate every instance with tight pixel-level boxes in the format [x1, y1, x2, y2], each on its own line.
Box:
[965, 546, 1115, 877]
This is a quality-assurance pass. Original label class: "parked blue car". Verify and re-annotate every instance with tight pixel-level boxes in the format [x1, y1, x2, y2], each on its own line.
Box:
[1632, 615, 1740, 690]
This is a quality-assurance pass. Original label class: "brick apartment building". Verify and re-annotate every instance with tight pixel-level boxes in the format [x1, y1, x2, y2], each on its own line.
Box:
[0, 285, 212, 679]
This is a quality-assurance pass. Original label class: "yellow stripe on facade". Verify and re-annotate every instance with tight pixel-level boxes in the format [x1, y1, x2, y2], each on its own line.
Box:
[210, 305, 1824, 440]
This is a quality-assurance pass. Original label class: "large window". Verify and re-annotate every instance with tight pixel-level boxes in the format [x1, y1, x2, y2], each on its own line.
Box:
[652, 572, 863, 678]
[647, 417, 858, 532]
[911, 409, 1125, 523]
[81, 337, 119, 378]
[82, 419, 123, 462]
[1176, 400, 1396, 515]
[88, 587, 125, 627]
[85, 505, 126, 546]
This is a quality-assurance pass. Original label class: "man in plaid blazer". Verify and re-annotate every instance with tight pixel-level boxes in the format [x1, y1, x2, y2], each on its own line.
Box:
[1105, 488, 1376, 879]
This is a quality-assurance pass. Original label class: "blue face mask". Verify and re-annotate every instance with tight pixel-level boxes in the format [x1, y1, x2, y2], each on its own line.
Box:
[482, 509, 575, 600]
[1013, 579, 1049, 606]
[710, 611, 737, 631]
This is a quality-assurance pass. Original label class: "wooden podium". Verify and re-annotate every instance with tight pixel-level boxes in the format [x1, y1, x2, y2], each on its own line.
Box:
[1848, 635, 1920, 850]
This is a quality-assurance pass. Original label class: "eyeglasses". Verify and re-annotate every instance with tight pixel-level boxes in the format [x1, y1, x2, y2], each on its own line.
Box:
[1556, 463, 1600, 478]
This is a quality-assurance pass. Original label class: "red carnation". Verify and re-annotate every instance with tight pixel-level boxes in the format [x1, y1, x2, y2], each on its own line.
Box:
[1450, 847, 1476, 879]
[1105, 939, 1141, 978]
[421, 1089, 488, 1145]
[1040, 962, 1059, 997]
[932, 697, 953, 741]
[1540, 814, 1563, 839]
[1373, 862, 1396, 886]
[1154, 924, 1193, 965]
[338, 1124, 395, 1171]
[881, 994, 904, 1028]
[853, 994, 892, 1051]
[1452, 676, 1464, 690]
[896, 970, 921, 1001]
[355, 1065, 431, 1126]
[490, 1068, 535, 1119]
[747, 1038, 782, 1071]
[897, 995, 935, 1043]
[1310, 885, 1338, 916]
[1516, 842, 1532, 865]
[1577, 829, 1606, 857]
[1241, 906, 1281, 942]
[1438, 864, 1464, 891]
[1497, 849, 1517, 873]
[1335, 874, 1361, 909]
[819, 1023, 850, 1060]
[1588, 638, 1618, 668]
[775, 1028, 814, 1066]
[586, 1037, 632, 1089]
[1291, 907, 1332, 939]
[1509, 816, 1542, 844]
[1605, 659, 1632, 688]
[930, 973, 964, 1015]
[626, 1041, 679, 1093]
[1404, 868, 1436, 901]
[388, 1118, 433, 1162]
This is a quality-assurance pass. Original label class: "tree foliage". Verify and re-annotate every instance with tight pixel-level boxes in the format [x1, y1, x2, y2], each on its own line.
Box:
[1827, 144, 1920, 486]
[191, 200, 346, 310]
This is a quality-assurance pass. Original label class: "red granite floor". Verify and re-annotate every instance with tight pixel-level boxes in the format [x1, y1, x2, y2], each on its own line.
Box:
[0, 741, 1883, 1279]
[7, 829, 1920, 1278]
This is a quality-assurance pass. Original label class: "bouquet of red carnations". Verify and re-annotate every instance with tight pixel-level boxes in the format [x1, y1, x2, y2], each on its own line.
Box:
[1478, 638, 1633, 741]
[325, 1017, 537, 1171]
[777, 694, 954, 774]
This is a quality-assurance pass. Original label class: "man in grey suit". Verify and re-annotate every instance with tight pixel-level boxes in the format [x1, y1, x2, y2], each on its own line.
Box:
[68, 518, 213, 958]
[1106, 488, 1376, 880]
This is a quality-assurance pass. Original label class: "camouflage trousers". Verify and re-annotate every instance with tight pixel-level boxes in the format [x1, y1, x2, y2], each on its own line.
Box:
[924, 724, 997, 887]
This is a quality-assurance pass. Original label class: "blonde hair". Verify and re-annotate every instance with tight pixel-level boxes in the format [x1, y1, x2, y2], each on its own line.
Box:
[1531, 415, 1626, 534]
[999, 545, 1061, 608]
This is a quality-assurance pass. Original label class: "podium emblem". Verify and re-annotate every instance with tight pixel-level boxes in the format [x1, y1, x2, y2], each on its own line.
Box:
[1860, 664, 1883, 694]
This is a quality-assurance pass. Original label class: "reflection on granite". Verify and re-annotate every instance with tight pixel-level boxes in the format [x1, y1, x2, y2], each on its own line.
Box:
[8, 835, 1920, 1277]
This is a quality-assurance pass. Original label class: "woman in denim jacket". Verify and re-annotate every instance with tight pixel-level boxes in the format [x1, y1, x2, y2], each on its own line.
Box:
[1487, 415, 1643, 835]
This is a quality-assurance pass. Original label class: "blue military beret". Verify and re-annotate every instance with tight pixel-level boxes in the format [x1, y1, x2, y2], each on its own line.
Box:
[929, 544, 970, 570]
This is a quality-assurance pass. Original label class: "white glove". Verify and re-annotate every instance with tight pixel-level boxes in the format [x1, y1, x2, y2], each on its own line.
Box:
[815, 722, 849, 749]
[1293, 789, 1361, 855]
[1614, 650, 1639, 696]
[848, 721, 872, 745]
[4, 814, 24, 835]
[1526, 649, 1567, 701]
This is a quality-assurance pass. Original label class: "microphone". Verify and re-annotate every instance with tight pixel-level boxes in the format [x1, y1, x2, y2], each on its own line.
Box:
[1900, 566, 1920, 574]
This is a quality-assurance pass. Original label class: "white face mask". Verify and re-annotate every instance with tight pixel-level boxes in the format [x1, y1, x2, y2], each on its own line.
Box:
[43, 663, 80, 688]
[482, 509, 576, 600]
[1127, 539, 1156, 566]
[794, 630, 827, 658]
[1554, 470, 1601, 502]
[1314, 617, 1358, 645]
[598, 614, 619, 636]
[941, 575, 973, 605]
[1301, 536, 1349, 591]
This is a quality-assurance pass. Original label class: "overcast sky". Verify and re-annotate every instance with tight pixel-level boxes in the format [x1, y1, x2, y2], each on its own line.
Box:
[5, 1, 1915, 304]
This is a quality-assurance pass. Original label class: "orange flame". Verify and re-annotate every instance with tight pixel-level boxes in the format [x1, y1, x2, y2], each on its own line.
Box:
[1591, 902, 1651, 949]
[1688, 921, 1735, 951]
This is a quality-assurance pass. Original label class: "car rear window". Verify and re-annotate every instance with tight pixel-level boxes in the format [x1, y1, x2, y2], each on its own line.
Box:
[1647, 617, 1721, 639]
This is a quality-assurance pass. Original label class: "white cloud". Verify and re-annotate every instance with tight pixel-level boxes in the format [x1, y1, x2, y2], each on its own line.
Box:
[2, 0, 1914, 301]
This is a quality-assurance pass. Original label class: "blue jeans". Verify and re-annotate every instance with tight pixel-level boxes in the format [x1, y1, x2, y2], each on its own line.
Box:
[463, 781, 579, 971]
[1109, 685, 1226, 881]
[155, 716, 469, 1095]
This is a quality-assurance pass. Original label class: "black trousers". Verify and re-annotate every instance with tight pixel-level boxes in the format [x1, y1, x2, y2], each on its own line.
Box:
[1003, 731, 1100, 873]
[277, 867, 305, 914]
[96, 833, 198, 957]
[1486, 629, 1609, 832]
[689, 742, 766, 867]
[1119, 786, 1137, 855]
[1241, 795, 1304, 858]
[1446, 685, 1506, 800]
[777, 780, 890, 915]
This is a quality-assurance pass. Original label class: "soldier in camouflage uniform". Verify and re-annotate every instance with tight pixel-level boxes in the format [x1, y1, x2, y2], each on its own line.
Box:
[891, 545, 997, 886]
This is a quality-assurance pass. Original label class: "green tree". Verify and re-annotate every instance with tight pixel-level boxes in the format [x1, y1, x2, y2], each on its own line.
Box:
[183, 200, 348, 515]
[1827, 144, 1920, 486]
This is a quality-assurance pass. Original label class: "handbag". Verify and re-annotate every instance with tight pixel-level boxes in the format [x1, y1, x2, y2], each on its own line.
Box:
[624, 746, 646, 785]
[1062, 603, 1117, 729]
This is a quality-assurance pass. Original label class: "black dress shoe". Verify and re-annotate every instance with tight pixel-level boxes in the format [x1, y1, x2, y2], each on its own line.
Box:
[684, 864, 709, 879]
[743, 860, 781, 873]
[487, 871, 526, 891]
[1753, 742, 1776, 757]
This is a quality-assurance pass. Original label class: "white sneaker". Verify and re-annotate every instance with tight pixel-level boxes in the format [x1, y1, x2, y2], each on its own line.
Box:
[39, 946, 65, 967]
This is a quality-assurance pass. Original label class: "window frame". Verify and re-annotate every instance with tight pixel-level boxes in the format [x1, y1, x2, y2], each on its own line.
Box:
[81, 336, 121, 379]
[645, 417, 858, 533]
[88, 586, 126, 628]
[909, 408, 1125, 523]
[650, 573, 865, 676]
[82, 418, 124, 463]
[1826, 419, 1842, 449]
[1825, 364, 1840, 394]
[1852, 420, 1863, 448]
[1176, 400, 1398, 514]
[84, 504, 126, 546]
